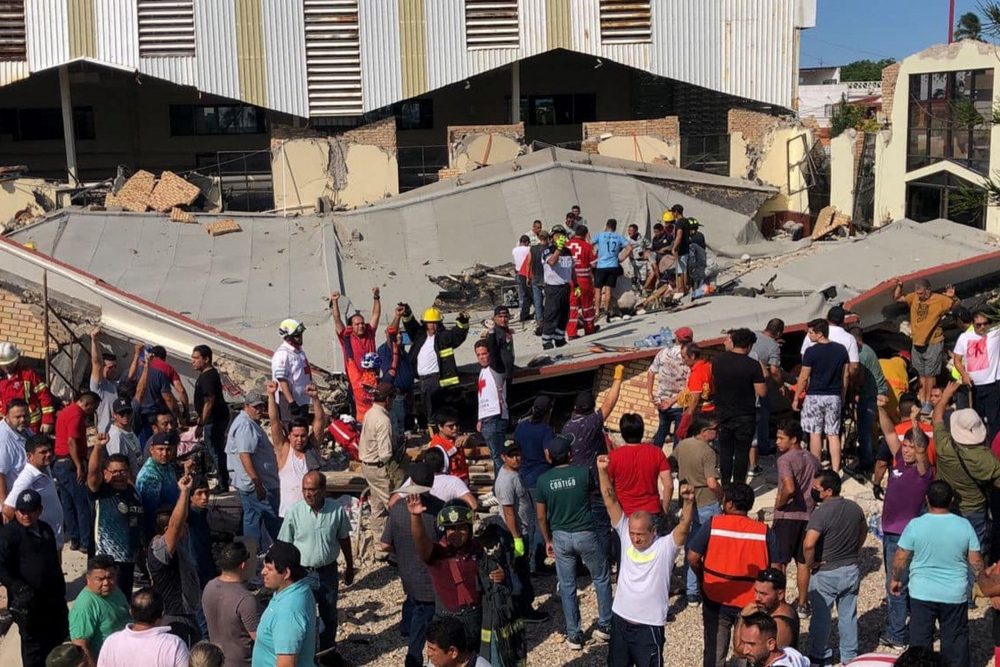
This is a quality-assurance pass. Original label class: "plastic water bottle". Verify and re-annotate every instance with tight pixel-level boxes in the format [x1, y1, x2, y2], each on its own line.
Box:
[868, 512, 884, 542]
[659, 327, 674, 346]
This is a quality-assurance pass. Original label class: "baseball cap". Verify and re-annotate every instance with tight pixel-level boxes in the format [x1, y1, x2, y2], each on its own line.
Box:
[46, 643, 85, 667]
[396, 462, 435, 495]
[244, 390, 267, 407]
[531, 395, 552, 416]
[371, 382, 395, 402]
[494, 305, 510, 316]
[501, 439, 521, 455]
[546, 434, 575, 459]
[15, 489, 41, 513]
[148, 431, 179, 448]
[112, 398, 133, 414]
[675, 327, 694, 343]
[264, 540, 306, 578]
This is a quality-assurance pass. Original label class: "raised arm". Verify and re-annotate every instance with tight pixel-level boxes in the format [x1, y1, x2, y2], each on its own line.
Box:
[163, 475, 193, 556]
[127, 342, 143, 381]
[406, 494, 434, 562]
[308, 383, 328, 442]
[86, 433, 109, 493]
[893, 279, 906, 303]
[933, 381, 960, 425]
[134, 350, 150, 402]
[600, 365, 625, 420]
[266, 380, 287, 452]
[370, 287, 382, 329]
[596, 454, 623, 526]
[877, 401, 903, 458]
[330, 292, 345, 337]
[89, 328, 103, 386]
[671, 484, 695, 548]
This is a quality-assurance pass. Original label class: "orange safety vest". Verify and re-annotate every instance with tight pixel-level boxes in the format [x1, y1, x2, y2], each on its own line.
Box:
[430, 434, 469, 483]
[702, 514, 770, 608]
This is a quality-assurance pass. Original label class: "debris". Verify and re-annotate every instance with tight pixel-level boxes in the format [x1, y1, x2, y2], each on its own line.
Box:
[149, 171, 201, 212]
[109, 169, 156, 212]
[430, 263, 517, 311]
[0, 165, 28, 181]
[203, 218, 242, 237]
[169, 207, 197, 224]
[811, 205, 852, 240]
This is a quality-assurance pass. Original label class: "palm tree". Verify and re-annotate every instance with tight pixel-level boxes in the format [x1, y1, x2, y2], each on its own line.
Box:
[955, 12, 984, 41]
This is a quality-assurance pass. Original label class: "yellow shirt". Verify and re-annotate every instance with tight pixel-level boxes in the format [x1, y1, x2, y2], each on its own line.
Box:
[904, 292, 953, 346]
[879, 357, 909, 403]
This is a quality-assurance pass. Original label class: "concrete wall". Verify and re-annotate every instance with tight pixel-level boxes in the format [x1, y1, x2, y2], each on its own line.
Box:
[873, 41, 1000, 232]
[0, 67, 270, 182]
[729, 109, 814, 217]
[830, 129, 858, 215]
[581, 117, 681, 167]
[0, 178, 57, 231]
[443, 123, 526, 176]
[271, 117, 399, 213]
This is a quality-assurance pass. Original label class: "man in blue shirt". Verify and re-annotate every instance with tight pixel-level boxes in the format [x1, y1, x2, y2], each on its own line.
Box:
[378, 305, 414, 447]
[226, 391, 282, 555]
[592, 219, 632, 323]
[252, 541, 317, 667]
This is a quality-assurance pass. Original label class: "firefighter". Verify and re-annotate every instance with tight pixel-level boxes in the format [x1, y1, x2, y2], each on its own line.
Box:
[0, 343, 54, 433]
[402, 305, 470, 428]
[541, 225, 574, 350]
[566, 225, 597, 339]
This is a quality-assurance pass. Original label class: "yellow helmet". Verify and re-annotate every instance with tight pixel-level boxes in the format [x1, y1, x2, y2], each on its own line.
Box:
[662, 211, 675, 223]
[422, 307, 443, 323]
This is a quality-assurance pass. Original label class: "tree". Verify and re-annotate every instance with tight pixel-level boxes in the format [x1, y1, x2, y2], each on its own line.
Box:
[840, 59, 896, 82]
[954, 12, 984, 41]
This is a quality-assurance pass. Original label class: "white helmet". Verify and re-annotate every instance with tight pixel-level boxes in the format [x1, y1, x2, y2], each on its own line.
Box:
[0, 342, 20, 367]
[278, 318, 305, 338]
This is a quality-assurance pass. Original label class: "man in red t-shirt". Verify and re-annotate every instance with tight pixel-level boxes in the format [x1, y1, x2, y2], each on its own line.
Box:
[147, 346, 189, 424]
[330, 288, 382, 414]
[53, 391, 102, 552]
[607, 413, 673, 525]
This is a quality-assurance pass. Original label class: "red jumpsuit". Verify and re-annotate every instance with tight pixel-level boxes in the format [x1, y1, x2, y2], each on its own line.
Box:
[566, 237, 597, 338]
[0, 365, 54, 430]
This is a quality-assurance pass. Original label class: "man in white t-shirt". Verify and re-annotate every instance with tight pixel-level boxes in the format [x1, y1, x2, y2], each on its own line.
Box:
[953, 311, 1000, 443]
[475, 341, 509, 473]
[271, 319, 313, 424]
[98, 587, 190, 667]
[389, 448, 478, 510]
[596, 454, 696, 665]
[106, 398, 142, 479]
[799, 306, 860, 373]
[2, 433, 64, 548]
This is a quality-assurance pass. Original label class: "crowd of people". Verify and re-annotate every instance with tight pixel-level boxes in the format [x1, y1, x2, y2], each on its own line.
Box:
[0, 203, 994, 667]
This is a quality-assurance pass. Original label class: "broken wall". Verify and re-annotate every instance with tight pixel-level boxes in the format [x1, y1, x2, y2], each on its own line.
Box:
[829, 129, 858, 216]
[440, 123, 526, 178]
[729, 109, 815, 218]
[594, 359, 658, 441]
[0, 286, 59, 360]
[271, 118, 399, 214]
[581, 117, 681, 167]
[0, 178, 57, 232]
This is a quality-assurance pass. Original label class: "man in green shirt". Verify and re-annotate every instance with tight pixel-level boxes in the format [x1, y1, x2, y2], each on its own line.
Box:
[933, 380, 1000, 551]
[69, 554, 131, 664]
[534, 434, 613, 650]
[277, 471, 354, 660]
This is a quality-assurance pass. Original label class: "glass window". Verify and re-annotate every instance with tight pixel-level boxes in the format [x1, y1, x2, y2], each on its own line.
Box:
[0, 107, 95, 141]
[394, 99, 433, 130]
[169, 105, 266, 136]
[907, 68, 993, 175]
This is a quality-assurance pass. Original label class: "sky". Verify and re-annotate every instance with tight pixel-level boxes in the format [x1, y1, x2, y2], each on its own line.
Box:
[800, 0, 982, 68]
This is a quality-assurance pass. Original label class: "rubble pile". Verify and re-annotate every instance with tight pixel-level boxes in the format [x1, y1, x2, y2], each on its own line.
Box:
[105, 169, 204, 213]
[430, 263, 519, 312]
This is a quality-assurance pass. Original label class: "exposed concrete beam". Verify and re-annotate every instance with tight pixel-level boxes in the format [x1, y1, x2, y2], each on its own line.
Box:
[58, 66, 78, 184]
[510, 61, 520, 124]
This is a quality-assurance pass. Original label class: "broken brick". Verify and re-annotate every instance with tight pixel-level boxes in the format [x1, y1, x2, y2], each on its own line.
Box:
[169, 207, 197, 224]
[113, 169, 156, 212]
[203, 218, 242, 237]
[149, 171, 201, 212]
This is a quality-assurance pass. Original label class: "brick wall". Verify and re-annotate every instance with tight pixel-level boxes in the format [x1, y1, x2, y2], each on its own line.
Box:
[0, 288, 54, 359]
[271, 117, 397, 150]
[447, 123, 524, 144]
[581, 117, 680, 154]
[727, 108, 785, 148]
[593, 357, 659, 440]
[437, 167, 463, 181]
[881, 62, 901, 122]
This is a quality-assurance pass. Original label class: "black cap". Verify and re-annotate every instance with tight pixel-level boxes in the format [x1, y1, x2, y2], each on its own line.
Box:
[494, 305, 510, 316]
[112, 398, 133, 414]
[265, 540, 306, 578]
[531, 395, 552, 416]
[574, 391, 596, 413]
[14, 489, 41, 512]
[148, 431, 178, 447]
[501, 439, 521, 455]
[546, 434, 574, 459]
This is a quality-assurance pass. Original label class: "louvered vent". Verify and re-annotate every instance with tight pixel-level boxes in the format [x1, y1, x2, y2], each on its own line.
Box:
[137, 0, 196, 57]
[599, 0, 651, 44]
[304, 0, 362, 116]
[0, 1, 26, 61]
[465, 0, 519, 49]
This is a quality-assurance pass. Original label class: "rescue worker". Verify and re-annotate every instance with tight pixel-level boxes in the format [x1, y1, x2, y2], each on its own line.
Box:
[688, 482, 777, 667]
[330, 288, 381, 420]
[271, 320, 313, 425]
[541, 225, 575, 350]
[402, 304, 470, 428]
[0, 343, 54, 434]
[427, 408, 469, 484]
[565, 225, 597, 339]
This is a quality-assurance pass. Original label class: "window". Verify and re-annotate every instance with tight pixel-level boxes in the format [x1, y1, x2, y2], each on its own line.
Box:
[169, 105, 267, 136]
[394, 99, 433, 130]
[907, 69, 993, 174]
[599, 0, 651, 44]
[906, 171, 985, 229]
[0, 0, 26, 60]
[137, 0, 195, 57]
[304, 0, 362, 116]
[465, 0, 519, 49]
[0, 107, 95, 141]
[506, 94, 597, 126]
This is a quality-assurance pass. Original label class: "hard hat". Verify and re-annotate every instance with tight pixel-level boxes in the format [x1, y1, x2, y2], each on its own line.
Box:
[688, 217, 700, 228]
[422, 307, 443, 323]
[437, 504, 474, 528]
[360, 352, 382, 370]
[549, 224, 568, 237]
[662, 211, 675, 223]
[278, 318, 305, 338]
[0, 342, 20, 367]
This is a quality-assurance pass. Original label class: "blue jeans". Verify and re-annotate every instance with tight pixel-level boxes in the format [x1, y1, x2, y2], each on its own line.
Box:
[856, 395, 876, 470]
[590, 495, 616, 569]
[654, 407, 683, 448]
[525, 487, 547, 573]
[480, 416, 508, 474]
[552, 530, 613, 637]
[53, 458, 92, 550]
[808, 564, 860, 663]
[686, 502, 721, 597]
[883, 533, 909, 644]
[401, 597, 435, 667]
[755, 395, 775, 456]
[531, 283, 544, 324]
[307, 565, 340, 650]
[238, 488, 282, 554]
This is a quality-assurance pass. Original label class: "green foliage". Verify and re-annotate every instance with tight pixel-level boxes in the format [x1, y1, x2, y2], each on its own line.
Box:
[955, 12, 984, 41]
[839, 59, 897, 82]
[829, 96, 874, 138]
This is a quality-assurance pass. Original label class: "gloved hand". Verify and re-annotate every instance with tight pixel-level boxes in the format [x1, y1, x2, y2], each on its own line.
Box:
[574, 286, 581, 298]
[613, 364, 625, 381]
[401, 302, 412, 318]
[513, 537, 525, 558]
[555, 235, 567, 250]
[457, 311, 470, 325]
[873, 485, 885, 501]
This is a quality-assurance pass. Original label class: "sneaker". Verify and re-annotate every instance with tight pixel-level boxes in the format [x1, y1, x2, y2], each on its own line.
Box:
[479, 492, 500, 508]
[747, 466, 762, 479]
[566, 633, 584, 650]
[593, 625, 611, 642]
[542, 341, 554, 350]
[878, 634, 907, 650]
[686, 595, 702, 608]
[522, 609, 550, 623]
[796, 603, 811, 618]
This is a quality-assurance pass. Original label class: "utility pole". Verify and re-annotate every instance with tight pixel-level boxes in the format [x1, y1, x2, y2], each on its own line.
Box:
[948, 0, 955, 43]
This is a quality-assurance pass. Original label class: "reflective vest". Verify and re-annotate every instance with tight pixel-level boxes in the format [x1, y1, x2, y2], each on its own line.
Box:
[431, 434, 469, 483]
[702, 514, 770, 608]
[403, 316, 470, 389]
[0, 367, 54, 428]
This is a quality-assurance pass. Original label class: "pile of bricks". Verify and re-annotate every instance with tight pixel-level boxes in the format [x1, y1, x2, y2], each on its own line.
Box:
[148, 171, 201, 212]
[881, 62, 901, 121]
[105, 170, 202, 213]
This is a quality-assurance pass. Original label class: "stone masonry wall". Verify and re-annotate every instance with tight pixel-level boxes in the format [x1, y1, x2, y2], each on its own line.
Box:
[580, 117, 680, 154]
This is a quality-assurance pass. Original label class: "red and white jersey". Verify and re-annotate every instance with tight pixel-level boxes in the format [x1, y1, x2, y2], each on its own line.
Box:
[477, 366, 508, 420]
[512, 245, 531, 278]
[566, 237, 595, 282]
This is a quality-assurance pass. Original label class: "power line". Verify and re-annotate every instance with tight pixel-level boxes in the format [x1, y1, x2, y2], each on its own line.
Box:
[806, 36, 896, 62]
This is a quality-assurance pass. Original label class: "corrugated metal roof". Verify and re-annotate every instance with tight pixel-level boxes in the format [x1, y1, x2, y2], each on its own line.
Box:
[358, 0, 402, 112]
[95, 0, 138, 68]
[195, 0, 239, 101]
[263, 0, 308, 118]
[25, 0, 68, 71]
